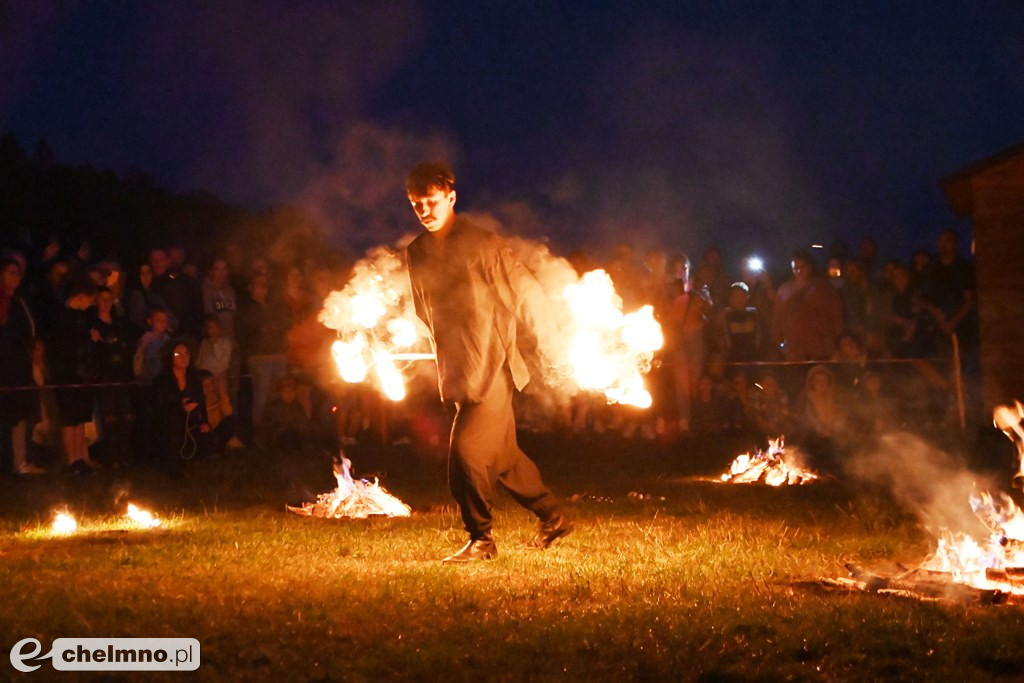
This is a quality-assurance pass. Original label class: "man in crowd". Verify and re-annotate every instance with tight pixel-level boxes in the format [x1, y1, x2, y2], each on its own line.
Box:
[404, 162, 572, 563]
[773, 250, 843, 360]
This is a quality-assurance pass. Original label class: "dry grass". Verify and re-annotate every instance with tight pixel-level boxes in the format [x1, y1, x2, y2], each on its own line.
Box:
[1, 434, 1023, 681]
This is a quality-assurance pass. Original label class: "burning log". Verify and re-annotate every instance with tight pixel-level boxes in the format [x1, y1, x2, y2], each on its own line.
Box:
[719, 437, 819, 486]
[818, 563, 1016, 605]
[287, 454, 411, 519]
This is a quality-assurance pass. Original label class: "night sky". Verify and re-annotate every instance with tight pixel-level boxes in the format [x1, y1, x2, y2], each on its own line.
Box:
[3, 0, 1022, 266]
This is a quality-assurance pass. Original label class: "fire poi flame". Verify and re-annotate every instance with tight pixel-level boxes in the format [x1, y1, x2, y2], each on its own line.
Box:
[320, 248, 663, 408]
[319, 248, 433, 402]
[287, 454, 411, 519]
[719, 437, 819, 486]
[51, 510, 78, 535]
[125, 503, 162, 528]
[562, 269, 663, 408]
[921, 402, 1024, 593]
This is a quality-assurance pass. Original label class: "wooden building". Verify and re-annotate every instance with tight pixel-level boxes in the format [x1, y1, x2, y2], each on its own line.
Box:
[942, 143, 1024, 409]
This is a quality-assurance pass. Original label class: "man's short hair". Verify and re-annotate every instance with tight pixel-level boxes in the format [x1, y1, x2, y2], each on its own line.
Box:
[406, 162, 456, 196]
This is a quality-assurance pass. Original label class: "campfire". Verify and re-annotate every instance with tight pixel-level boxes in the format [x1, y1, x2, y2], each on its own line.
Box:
[817, 402, 1024, 604]
[916, 401, 1024, 595]
[319, 248, 662, 408]
[719, 437, 819, 486]
[287, 454, 411, 519]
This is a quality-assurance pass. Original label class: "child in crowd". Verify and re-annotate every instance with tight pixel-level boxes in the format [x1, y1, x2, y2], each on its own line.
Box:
[259, 376, 310, 449]
[196, 316, 232, 396]
[718, 282, 761, 363]
[133, 306, 171, 385]
[199, 369, 243, 453]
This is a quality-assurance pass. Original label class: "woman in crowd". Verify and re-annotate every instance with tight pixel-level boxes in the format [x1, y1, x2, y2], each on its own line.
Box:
[90, 286, 134, 464]
[125, 261, 176, 337]
[0, 258, 43, 474]
[153, 341, 210, 468]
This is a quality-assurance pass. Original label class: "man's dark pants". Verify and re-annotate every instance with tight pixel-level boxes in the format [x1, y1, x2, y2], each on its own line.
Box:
[449, 368, 558, 540]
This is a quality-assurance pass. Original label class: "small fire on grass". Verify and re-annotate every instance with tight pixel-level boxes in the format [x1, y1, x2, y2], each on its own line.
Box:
[719, 437, 819, 486]
[51, 510, 77, 535]
[287, 454, 411, 519]
[919, 401, 1024, 595]
[126, 503, 162, 529]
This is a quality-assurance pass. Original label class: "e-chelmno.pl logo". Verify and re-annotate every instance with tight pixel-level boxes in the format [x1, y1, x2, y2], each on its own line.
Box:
[10, 638, 200, 672]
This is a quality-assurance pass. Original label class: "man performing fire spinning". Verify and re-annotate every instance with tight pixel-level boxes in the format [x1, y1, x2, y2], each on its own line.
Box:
[405, 162, 573, 563]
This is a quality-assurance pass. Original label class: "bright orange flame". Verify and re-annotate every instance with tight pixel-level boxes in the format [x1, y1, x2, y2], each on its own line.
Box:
[719, 437, 819, 486]
[319, 248, 432, 401]
[287, 454, 411, 518]
[563, 270, 663, 407]
[52, 511, 77, 535]
[921, 402, 1024, 593]
[125, 503, 161, 528]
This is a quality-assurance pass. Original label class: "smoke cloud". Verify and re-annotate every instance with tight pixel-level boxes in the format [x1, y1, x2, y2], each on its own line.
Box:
[844, 433, 998, 537]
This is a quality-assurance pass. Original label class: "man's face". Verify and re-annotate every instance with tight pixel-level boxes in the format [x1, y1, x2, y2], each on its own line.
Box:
[408, 186, 456, 233]
[150, 250, 169, 276]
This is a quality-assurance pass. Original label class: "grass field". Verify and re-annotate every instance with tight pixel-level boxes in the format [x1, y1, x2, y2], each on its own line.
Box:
[2, 433, 1024, 681]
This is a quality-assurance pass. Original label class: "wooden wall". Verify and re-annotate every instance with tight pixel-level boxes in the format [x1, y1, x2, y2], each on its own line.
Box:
[969, 153, 1024, 408]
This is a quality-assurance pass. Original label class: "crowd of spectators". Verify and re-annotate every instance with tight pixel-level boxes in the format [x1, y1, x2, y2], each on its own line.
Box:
[519, 231, 979, 454]
[0, 237, 339, 477]
[0, 228, 978, 477]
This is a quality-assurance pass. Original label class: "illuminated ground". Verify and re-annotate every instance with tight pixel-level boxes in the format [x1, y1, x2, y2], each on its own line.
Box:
[2, 434, 1023, 681]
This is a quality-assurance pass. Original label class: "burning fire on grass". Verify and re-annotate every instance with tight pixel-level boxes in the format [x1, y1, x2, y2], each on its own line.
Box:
[46, 503, 163, 536]
[319, 247, 662, 408]
[719, 437, 819, 486]
[919, 401, 1024, 594]
[287, 454, 411, 519]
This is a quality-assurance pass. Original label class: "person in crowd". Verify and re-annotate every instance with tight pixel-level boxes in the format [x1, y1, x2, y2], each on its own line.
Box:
[89, 286, 133, 464]
[125, 262, 176, 336]
[798, 364, 846, 454]
[47, 277, 99, 473]
[607, 242, 642, 309]
[31, 258, 70, 338]
[880, 262, 921, 358]
[0, 258, 44, 475]
[832, 332, 868, 389]
[691, 246, 732, 311]
[850, 370, 900, 435]
[168, 244, 199, 280]
[199, 369, 242, 454]
[153, 342, 210, 469]
[236, 273, 289, 425]
[282, 265, 314, 325]
[151, 247, 201, 338]
[739, 256, 775, 358]
[690, 374, 731, 434]
[773, 250, 843, 361]
[201, 257, 238, 341]
[858, 237, 879, 284]
[826, 255, 844, 289]
[258, 376, 311, 449]
[717, 282, 761, 363]
[727, 369, 755, 434]
[910, 250, 932, 290]
[662, 267, 709, 434]
[134, 307, 172, 385]
[916, 229, 978, 355]
[748, 371, 791, 437]
[196, 316, 232, 395]
[839, 260, 879, 345]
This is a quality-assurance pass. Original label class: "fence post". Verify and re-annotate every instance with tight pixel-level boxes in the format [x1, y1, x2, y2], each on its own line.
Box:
[951, 333, 966, 431]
